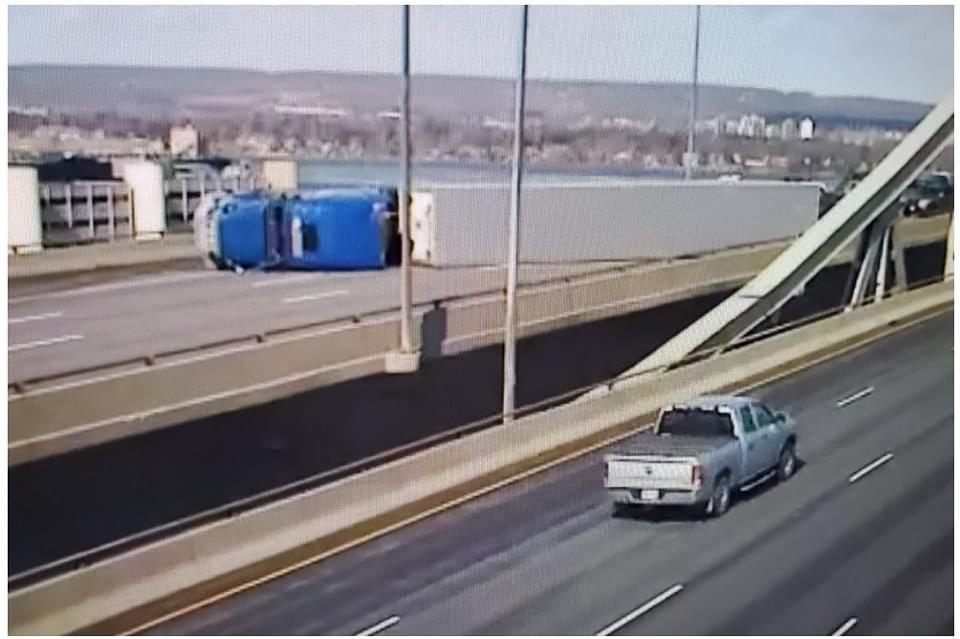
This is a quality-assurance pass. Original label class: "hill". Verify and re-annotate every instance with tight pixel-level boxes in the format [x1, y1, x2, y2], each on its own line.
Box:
[9, 65, 931, 129]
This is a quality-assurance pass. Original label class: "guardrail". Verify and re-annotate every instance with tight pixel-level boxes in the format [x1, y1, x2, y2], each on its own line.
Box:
[163, 173, 257, 224]
[40, 181, 133, 244]
[8, 277, 952, 636]
[6, 272, 947, 592]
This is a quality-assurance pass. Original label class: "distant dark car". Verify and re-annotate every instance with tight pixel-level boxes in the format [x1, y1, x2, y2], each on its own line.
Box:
[901, 174, 953, 217]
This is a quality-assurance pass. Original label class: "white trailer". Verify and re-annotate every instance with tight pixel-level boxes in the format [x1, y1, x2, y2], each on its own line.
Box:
[410, 180, 820, 267]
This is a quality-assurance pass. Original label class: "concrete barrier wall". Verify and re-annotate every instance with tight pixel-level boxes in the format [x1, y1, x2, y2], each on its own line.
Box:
[8, 234, 201, 280]
[8, 216, 949, 464]
[420, 181, 820, 266]
[8, 242, 786, 464]
[9, 279, 952, 635]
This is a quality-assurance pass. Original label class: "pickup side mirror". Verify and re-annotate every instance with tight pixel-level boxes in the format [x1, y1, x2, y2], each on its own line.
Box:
[775, 411, 787, 423]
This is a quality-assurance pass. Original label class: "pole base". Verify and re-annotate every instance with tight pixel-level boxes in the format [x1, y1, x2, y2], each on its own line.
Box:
[11, 244, 43, 255]
[384, 350, 421, 374]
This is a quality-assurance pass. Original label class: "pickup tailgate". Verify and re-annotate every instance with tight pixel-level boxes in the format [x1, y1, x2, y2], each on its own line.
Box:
[605, 454, 698, 491]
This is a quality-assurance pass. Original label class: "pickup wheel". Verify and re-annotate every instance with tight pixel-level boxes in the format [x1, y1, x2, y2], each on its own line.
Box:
[777, 443, 798, 482]
[706, 475, 731, 518]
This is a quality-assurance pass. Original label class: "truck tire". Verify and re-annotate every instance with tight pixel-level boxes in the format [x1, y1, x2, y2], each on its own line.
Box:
[777, 443, 798, 482]
[706, 475, 731, 518]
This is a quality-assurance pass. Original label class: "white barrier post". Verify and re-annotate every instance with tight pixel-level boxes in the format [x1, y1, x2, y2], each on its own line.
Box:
[123, 161, 166, 241]
[8, 165, 43, 254]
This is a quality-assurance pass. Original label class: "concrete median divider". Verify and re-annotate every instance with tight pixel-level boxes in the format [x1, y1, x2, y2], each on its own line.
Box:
[8, 234, 202, 280]
[8, 242, 785, 464]
[7, 216, 950, 465]
[9, 278, 952, 636]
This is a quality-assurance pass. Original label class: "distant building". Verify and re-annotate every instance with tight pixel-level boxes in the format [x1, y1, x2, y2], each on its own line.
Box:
[764, 123, 781, 140]
[695, 118, 721, 138]
[780, 118, 798, 140]
[170, 123, 200, 159]
[724, 119, 740, 137]
[799, 117, 815, 141]
[738, 114, 766, 138]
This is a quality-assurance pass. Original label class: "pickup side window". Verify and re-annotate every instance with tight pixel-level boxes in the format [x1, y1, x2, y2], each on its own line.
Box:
[659, 409, 735, 439]
[754, 404, 776, 427]
[739, 406, 758, 433]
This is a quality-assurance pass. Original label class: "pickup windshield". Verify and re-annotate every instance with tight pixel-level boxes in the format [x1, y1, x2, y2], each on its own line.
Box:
[659, 408, 736, 438]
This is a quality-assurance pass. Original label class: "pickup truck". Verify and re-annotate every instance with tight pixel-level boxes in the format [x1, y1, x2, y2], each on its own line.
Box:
[604, 395, 798, 517]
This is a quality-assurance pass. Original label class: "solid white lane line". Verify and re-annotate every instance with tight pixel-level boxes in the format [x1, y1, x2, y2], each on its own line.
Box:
[252, 274, 319, 288]
[354, 615, 400, 636]
[283, 290, 349, 304]
[836, 386, 875, 408]
[8, 311, 64, 324]
[832, 616, 858, 635]
[849, 453, 894, 483]
[9, 334, 84, 352]
[595, 584, 684, 636]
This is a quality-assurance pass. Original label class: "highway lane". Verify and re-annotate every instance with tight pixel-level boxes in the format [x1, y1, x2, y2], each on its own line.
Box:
[9, 250, 907, 574]
[7, 216, 949, 382]
[8, 259, 641, 381]
[149, 309, 953, 636]
[7, 249, 945, 575]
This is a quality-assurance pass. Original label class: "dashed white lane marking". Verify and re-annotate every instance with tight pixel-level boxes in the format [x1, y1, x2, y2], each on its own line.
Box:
[836, 386, 875, 408]
[283, 290, 349, 304]
[252, 274, 319, 288]
[832, 616, 858, 635]
[595, 584, 685, 636]
[354, 615, 400, 636]
[9, 334, 84, 352]
[849, 453, 894, 483]
[8, 311, 64, 324]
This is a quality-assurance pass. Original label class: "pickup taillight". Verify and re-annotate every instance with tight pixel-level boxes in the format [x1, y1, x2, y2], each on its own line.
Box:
[691, 464, 703, 489]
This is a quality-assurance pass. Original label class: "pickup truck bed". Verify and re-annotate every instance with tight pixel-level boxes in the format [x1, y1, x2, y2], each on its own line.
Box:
[618, 433, 733, 458]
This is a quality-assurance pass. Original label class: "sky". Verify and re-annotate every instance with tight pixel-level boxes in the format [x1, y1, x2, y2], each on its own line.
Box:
[7, 4, 954, 103]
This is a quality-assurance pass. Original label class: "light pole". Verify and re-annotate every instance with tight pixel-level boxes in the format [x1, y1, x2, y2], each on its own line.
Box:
[385, 4, 420, 373]
[502, 5, 529, 422]
[684, 4, 701, 180]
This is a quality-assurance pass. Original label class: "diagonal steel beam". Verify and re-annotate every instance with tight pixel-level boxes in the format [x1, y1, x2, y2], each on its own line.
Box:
[615, 90, 953, 385]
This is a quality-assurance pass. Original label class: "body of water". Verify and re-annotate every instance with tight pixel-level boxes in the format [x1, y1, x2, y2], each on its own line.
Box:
[297, 159, 690, 189]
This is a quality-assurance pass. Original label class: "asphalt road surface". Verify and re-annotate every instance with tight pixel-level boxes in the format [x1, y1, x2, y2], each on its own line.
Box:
[8, 260, 639, 381]
[8, 243, 946, 576]
[8, 218, 947, 382]
[151, 310, 953, 636]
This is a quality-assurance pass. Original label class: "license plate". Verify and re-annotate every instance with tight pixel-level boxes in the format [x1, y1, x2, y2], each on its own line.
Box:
[640, 489, 660, 501]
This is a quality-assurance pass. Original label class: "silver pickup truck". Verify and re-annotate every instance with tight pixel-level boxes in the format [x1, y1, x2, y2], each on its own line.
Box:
[604, 395, 798, 517]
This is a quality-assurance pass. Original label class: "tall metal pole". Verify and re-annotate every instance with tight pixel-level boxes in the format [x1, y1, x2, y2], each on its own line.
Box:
[398, 4, 414, 354]
[502, 5, 528, 422]
[685, 4, 701, 181]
